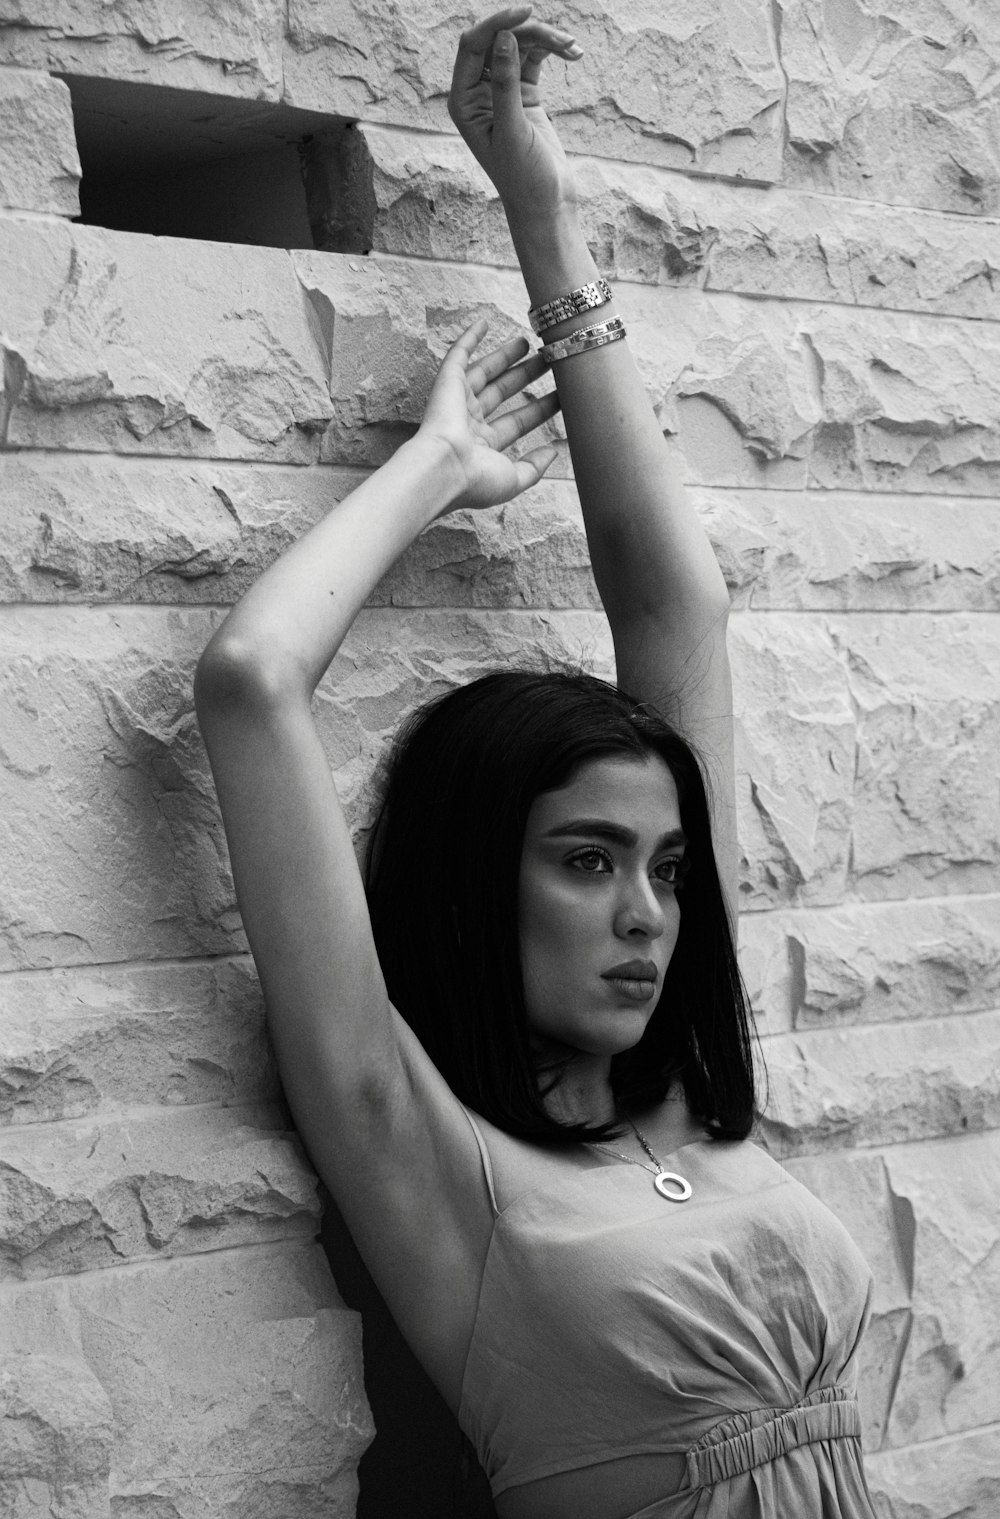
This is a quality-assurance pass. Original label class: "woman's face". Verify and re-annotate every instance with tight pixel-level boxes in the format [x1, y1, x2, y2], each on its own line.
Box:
[517, 752, 685, 1060]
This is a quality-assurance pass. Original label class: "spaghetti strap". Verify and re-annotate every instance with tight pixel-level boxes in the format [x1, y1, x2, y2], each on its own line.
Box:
[459, 1104, 500, 1218]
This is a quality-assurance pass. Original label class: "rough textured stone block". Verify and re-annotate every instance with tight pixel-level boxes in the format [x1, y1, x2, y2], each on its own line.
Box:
[712, 491, 1000, 614]
[0, 1104, 318, 1279]
[361, 125, 1000, 321]
[0, 219, 334, 461]
[0, 454, 360, 604]
[737, 910, 798, 1036]
[6, 220, 998, 497]
[731, 615, 855, 909]
[803, 312, 1000, 497]
[877, 1134, 1000, 1448]
[1, 956, 274, 1124]
[763, 898, 1000, 1030]
[778, 0, 1000, 215]
[0, 0, 284, 101]
[0, 1352, 113, 1517]
[610, 282, 1000, 497]
[0, 606, 232, 969]
[0, 66, 79, 215]
[784, 1149, 910, 1449]
[284, 0, 785, 178]
[866, 1424, 1000, 1518]
[294, 248, 459, 468]
[698, 183, 1000, 320]
[0, 1243, 372, 1510]
[761, 1011, 1000, 1152]
[6, 458, 999, 615]
[834, 614, 1000, 901]
[0, 452, 600, 610]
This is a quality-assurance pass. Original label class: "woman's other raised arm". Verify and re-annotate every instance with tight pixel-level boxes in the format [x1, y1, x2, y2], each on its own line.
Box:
[450, 9, 737, 919]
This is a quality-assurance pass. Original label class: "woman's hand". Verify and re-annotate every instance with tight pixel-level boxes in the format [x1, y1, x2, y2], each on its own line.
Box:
[416, 319, 561, 514]
[448, 5, 583, 223]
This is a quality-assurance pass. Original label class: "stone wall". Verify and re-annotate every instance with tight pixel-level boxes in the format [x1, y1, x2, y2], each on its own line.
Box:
[1, 2, 998, 1515]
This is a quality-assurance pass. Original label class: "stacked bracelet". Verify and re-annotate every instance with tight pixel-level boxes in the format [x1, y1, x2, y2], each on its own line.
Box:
[529, 277, 613, 335]
[539, 315, 627, 365]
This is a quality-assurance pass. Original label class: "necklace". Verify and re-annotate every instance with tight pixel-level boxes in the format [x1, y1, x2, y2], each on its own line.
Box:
[590, 1116, 693, 1203]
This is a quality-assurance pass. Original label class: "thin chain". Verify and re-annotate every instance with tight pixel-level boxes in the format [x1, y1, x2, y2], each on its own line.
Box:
[589, 1116, 664, 1175]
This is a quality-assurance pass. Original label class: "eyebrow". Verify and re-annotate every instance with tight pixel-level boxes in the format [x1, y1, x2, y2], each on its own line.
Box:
[543, 819, 687, 850]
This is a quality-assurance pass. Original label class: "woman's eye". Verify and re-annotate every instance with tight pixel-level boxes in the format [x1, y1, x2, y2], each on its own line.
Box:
[654, 856, 688, 886]
[569, 848, 612, 873]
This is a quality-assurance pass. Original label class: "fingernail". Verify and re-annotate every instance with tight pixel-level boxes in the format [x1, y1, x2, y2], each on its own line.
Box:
[495, 29, 515, 54]
[563, 42, 584, 58]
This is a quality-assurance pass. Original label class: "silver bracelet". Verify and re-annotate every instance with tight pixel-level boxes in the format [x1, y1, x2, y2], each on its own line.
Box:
[539, 316, 627, 365]
[529, 277, 613, 335]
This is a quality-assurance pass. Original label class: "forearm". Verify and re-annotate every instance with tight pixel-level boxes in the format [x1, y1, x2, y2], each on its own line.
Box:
[199, 436, 462, 699]
[507, 208, 729, 635]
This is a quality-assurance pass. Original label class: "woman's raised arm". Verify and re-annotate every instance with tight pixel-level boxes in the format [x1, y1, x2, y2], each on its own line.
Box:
[194, 328, 557, 1404]
[450, 8, 738, 918]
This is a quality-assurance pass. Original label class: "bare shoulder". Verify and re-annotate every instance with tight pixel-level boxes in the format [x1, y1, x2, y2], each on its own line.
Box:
[294, 1010, 500, 1413]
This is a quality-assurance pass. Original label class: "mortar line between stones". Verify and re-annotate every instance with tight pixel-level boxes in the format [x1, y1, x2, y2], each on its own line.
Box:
[0, 949, 254, 979]
[4, 448, 1000, 508]
[764, 1119, 1000, 1163]
[370, 248, 1000, 327]
[358, 123, 1000, 229]
[2, 602, 999, 619]
[0, 1094, 291, 1134]
[0, 1234, 317, 1297]
[758, 1000, 1000, 1039]
[864, 1418, 1000, 1456]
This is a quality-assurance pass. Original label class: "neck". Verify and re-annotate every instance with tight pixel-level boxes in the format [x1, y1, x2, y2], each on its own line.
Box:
[540, 1051, 616, 1127]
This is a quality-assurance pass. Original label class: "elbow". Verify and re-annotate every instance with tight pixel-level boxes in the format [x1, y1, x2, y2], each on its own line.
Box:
[194, 632, 297, 724]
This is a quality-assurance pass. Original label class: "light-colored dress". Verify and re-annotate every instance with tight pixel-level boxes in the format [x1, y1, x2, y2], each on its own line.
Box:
[458, 1115, 877, 1517]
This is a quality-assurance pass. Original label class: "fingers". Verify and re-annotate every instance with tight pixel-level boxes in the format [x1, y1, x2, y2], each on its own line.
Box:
[444, 316, 491, 367]
[451, 6, 531, 99]
[511, 443, 561, 493]
[457, 6, 533, 62]
[486, 27, 526, 134]
[476, 352, 549, 416]
[466, 333, 532, 392]
[451, 8, 582, 101]
[490, 389, 562, 451]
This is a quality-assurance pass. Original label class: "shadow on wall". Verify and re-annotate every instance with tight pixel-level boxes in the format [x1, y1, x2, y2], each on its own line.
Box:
[322, 1197, 498, 1519]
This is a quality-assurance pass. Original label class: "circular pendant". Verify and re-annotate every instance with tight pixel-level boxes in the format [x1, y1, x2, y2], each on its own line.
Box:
[654, 1170, 692, 1203]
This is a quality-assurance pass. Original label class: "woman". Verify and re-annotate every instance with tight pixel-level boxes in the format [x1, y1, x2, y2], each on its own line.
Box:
[195, 8, 877, 1516]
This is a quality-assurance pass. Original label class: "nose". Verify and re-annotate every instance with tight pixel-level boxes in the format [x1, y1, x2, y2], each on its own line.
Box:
[613, 872, 667, 940]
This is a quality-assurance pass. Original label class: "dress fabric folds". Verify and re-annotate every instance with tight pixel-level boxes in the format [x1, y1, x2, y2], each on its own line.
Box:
[458, 1117, 878, 1518]
[626, 1387, 874, 1516]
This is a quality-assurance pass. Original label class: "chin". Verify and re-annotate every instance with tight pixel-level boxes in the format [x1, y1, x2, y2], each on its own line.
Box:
[572, 1015, 653, 1057]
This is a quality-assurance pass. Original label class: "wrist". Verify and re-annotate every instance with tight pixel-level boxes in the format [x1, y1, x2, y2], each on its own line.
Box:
[397, 432, 468, 518]
[503, 208, 601, 313]
[503, 195, 581, 237]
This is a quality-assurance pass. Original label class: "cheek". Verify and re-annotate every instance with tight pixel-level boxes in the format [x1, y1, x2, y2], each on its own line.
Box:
[518, 873, 594, 986]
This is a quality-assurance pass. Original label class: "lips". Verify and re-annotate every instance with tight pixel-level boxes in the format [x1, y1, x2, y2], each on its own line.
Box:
[601, 959, 659, 1003]
[602, 959, 659, 982]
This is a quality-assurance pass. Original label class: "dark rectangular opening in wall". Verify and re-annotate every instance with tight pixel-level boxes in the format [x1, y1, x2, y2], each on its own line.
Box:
[65, 75, 372, 253]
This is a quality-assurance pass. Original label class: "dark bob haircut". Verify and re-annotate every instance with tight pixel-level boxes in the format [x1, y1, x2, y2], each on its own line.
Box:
[365, 669, 756, 1146]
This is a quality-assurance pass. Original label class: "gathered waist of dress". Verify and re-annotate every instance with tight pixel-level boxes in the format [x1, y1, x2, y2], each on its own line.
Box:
[495, 1388, 869, 1519]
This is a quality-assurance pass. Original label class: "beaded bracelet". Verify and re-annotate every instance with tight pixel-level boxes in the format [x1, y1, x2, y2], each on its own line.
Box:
[529, 277, 613, 335]
[539, 316, 627, 365]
